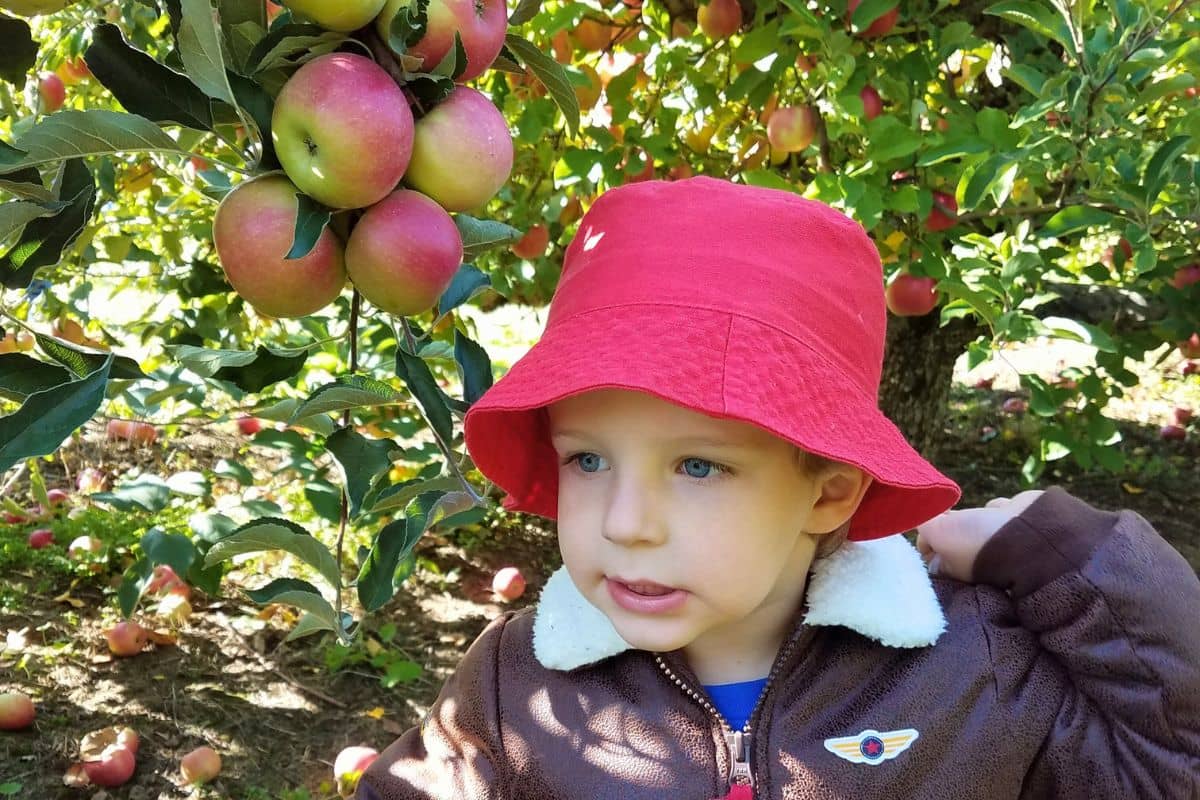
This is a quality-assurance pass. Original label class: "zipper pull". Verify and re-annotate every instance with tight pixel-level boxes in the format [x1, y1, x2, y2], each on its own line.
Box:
[715, 730, 753, 800]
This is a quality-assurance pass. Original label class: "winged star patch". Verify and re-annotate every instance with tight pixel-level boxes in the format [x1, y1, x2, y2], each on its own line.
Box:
[823, 729, 919, 765]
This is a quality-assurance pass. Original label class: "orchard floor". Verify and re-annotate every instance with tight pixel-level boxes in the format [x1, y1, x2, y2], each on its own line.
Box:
[3, 342, 1199, 799]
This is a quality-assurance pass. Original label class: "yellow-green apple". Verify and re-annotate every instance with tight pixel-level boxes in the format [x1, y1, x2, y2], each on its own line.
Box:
[924, 191, 957, 232]
[271, 53, 413, 209]
[697, 0, 740, 39]
[403, 86, 513, 212]
[0, 691, 35, 730]
[885, 273, 939, 316]
[181, 746, 222, 785]
[491, 566, 525, 600]
[345, 189, 463, 316]
[767, 105, 818, 153]
[512, 224, 549, 259]
[279, 0, 384, 30]
[847, 0, 898, 36]
[334, 746, 379, 797]
[55, 56, 90, 84]
[1169, 263, 1200, 289]
[859, 85, 882, 120]
[105, 621, 148, 657]
[376, 0, 508, 82]
[28, 528, 54, 549]
[37, 71, 66, 112]
[213, 174, 347, 318]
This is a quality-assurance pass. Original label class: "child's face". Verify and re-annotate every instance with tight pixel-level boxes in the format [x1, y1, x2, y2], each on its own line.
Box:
[547, 388, 867, 680]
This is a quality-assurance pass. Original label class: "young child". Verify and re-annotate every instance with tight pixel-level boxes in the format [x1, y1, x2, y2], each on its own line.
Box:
[357, 177, 1200, 799]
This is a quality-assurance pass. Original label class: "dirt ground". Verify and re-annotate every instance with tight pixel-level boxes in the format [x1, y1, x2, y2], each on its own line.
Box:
[2, 346, 1198, 799]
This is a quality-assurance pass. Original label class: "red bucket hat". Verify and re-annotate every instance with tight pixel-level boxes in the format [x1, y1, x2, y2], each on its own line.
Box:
[463, 176, 961, 540]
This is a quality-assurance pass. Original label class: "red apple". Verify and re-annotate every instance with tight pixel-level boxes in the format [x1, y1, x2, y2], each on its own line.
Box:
[279, 0, 385, 31]
[146, 564, 186, 595]
[345, 189, 464, 317]
[1173, 407, 1193, 425]
[1179, 333, 1200, 359]
[68, 535, 103, 557]
[376, 0, 508, 82]
[1160, 424, 1187, 441]
[77, 467, 107, 494]
[1182, 360, 1199, 376]
[129, 421, 158, 445]
[847, 0, 898, 37]
[181, 745, 222, 785]
[334, 746, 379, 797]
[28, 528, 54, 549]
[82, 726, 140, 759]
[272, 53, 414, 209]
[56, 56, 91, 84]
[0, 691, 35, 730]
[795, 53, 817, 73]
[3, 511, 27, 524]
[37, 71, 66, 112]
[82, 744, 136, 787]
[972, 377, 994, 390]
[1002, 397, 1028, 414]
[859, 85, 883, 121]
[1100, 237, 1133, 269]
[885, 274, 939, 316]
[697, 0, 741, 39]
[46, 488, 69, 506]
[237, 416, 262, 435]
[1169, 264, 1200, 290]
[491, 566, 526, 600]
[512, 224, 550, 260]
[767, 106, 818, 153]
[924, 191, 958, 232]
[213, 174, 347, 318]
[105, 621, 149, 657]
[403, 86, 513, 213]
[190, 156, 210, 171]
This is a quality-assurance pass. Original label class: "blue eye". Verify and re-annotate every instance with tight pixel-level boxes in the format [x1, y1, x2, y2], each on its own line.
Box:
[562, 453, 729, 481]
[574, 453, 604, 473]
[682, 457, 717, 479]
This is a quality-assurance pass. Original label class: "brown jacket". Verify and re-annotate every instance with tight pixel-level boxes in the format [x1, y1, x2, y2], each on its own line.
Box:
[358, 487, 1200, 799]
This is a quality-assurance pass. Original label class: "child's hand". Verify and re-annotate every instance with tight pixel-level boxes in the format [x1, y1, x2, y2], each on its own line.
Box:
[914, 490, 1045, 582]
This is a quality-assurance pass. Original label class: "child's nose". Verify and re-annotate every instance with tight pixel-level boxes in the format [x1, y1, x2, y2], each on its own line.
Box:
[601, 475, 667, 546]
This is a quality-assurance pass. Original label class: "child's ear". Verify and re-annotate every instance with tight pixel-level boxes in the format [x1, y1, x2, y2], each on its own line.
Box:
[806, 466, 873, 534]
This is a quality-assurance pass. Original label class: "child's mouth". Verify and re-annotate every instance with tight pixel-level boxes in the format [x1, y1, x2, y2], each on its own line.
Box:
[606, 578, 688, 613]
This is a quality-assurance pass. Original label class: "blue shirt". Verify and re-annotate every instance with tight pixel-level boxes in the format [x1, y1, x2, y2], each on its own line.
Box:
[702, 677, 769, 731]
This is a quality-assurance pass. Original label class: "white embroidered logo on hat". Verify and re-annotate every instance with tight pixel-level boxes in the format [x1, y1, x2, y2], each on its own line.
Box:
[823, 729, 919, 764]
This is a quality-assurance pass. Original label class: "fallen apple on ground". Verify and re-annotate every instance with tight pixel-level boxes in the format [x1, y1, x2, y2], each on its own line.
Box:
[28, 528, 54, 549]
[81, 726, 140, 759]
[77, 467, 106, 494]
[68, 535, 103, 557]
[181, 745, 222, 785]
[1001, 398, 1028, 414]
[334, 746, 379, 797]
[492, 567, 526, 600]
[82, 744, 136, 787]
[46, 488, 69, 506]
[1160, 424, 1187, 441]
[105, 419, 158, 445]
[1175, 407, 1193, 425]
[105, 621, 149, 657]
[0, 691, 35, 730]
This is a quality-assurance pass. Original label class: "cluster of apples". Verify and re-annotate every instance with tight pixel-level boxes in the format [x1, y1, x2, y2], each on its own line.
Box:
[214, 0, 512, 321]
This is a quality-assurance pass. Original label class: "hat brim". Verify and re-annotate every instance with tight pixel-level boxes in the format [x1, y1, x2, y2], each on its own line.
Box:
[463, 304, 961, 540]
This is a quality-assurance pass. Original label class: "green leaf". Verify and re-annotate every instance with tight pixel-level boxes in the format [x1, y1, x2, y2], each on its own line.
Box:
[0, 353, 71, 402]
[367, 474, 459, 514]
[985, 1, 1074, 53]
[34, 332, 146, 380]
[395, 346, 454, 446]
[90, 474, 171, 512]
[140, 528, 198, 577]
[0, 199, 59, 241]
[166, 470, 211, 497]
[289, 375, 403, 422]
[386, 0, 430, 53]
[1041, 316, 1118, 353]
[436, 262, 492, 313]
[1041, 206, 1118, 237]
[203, 516, 342, 589]
[179, 0, 238, 106]
[244, 576, 323, 605]
[1142, 135, 1190, 204]
[325, 427, 398, 518]
[243, 578, 343, 640]
[507, 0, 541, 26]
[865, 116, 921, 162]
[0, 15, 37, 87]
[957, 154, 1015, 211]
[245, 22, 345, 74]
[505, 34, 579, 137]
[453, 329, 492, 405]
[85, 24, 215, 130]
[1002, 63, 1046, 95]
[356, 503, 427, 612]
[254, 396, 336, 434]
[455, 215, 520, 257]
[214, 457, 253, 485]
[1, 159, 96, 289]
[171, 343, 310, 392]
[0, 110, 185, 174]
[850, 0, 897, 31]
[915, 138, 991, 166]
[741, 169, 800, 192]
[0, 355, 111, 473]
[285, 192, 332, 259]
[119, 558, 154, 618]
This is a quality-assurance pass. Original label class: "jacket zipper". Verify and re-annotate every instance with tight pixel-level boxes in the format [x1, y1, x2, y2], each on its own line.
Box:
[653, 632, 805, 800]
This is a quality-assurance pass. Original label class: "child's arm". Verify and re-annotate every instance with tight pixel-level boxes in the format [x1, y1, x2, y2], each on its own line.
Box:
[917, 487, 1200, 798]
[355, 613, 512, 800]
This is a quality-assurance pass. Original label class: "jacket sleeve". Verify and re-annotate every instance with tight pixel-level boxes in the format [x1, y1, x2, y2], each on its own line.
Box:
[972, 486, 1200, 799]
[356, 612, 513, 800]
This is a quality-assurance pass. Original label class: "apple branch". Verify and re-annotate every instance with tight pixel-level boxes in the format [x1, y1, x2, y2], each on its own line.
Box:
[334, 289, 362, 630]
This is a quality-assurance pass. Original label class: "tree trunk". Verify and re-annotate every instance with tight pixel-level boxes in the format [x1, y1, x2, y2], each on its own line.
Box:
[879, 314, 986, 465]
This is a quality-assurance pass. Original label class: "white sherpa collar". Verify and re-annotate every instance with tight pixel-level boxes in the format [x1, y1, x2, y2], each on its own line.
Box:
[532, 535, 946, 671]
